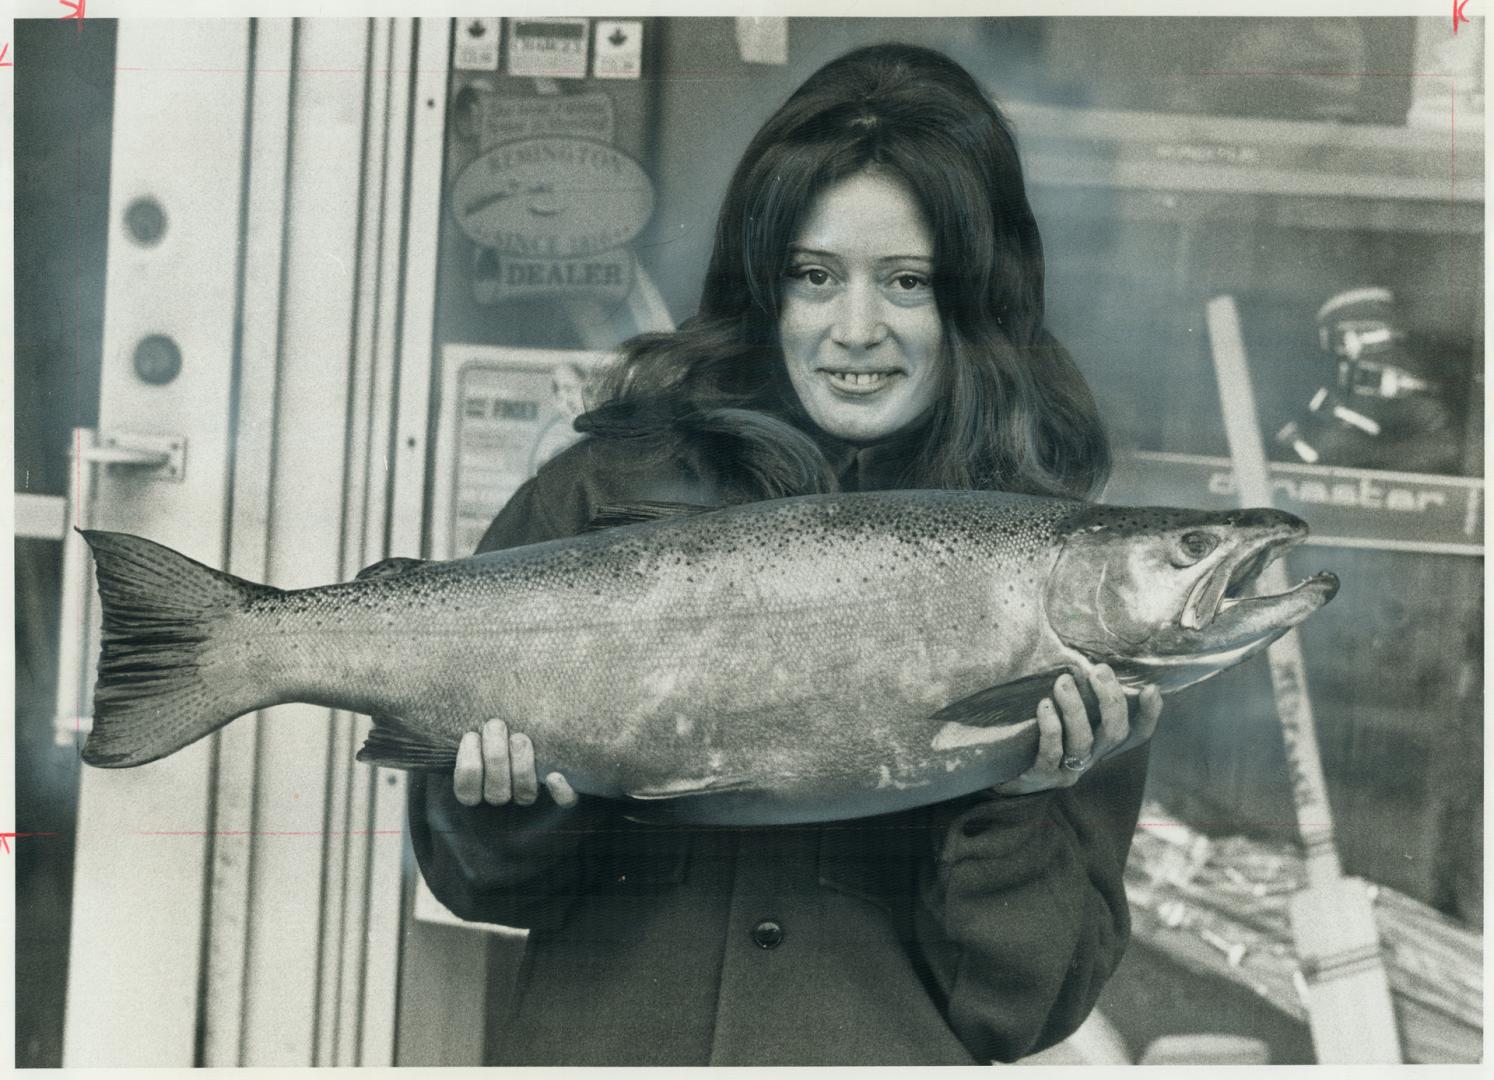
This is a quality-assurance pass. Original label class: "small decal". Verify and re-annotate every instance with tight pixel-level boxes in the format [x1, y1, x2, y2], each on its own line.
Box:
[593, 20, 643, 80]
[507, 17, 590, 80]
[454, 18, 501, 72]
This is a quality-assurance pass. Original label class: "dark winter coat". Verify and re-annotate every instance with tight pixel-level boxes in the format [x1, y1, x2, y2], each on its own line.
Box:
[408, 433, 1149, 1066]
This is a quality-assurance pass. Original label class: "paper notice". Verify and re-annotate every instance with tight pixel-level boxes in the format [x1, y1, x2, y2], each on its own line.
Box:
[735, 17, 788, 66]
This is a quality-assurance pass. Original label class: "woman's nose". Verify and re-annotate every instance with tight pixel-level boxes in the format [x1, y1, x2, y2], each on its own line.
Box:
[830, 282, 888, 349]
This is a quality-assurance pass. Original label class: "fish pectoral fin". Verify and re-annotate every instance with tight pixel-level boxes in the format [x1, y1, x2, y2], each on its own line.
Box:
[356, 714, 461, 770]
[354, 556, 427, 581]
[584, 501, 721, 532]
[928, 669, 1073, 730]
[626, 774, 755, 800]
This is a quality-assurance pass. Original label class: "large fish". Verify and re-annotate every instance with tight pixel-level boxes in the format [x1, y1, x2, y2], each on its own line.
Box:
[79, 490, 1338, 825]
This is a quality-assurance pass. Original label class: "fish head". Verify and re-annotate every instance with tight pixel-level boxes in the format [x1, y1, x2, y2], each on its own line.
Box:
[1043, 505, 1339, 692]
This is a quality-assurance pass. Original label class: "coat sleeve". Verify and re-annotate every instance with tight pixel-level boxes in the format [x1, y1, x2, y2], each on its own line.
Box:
[913, 742, 1150, 1063]
[406, 443, 620, 931]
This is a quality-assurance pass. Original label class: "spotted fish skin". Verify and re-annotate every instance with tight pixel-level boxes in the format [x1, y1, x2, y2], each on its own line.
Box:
[78, 490, 1337, 825]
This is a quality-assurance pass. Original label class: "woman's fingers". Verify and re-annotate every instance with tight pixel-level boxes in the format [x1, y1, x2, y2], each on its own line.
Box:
[992, 696, 1065, 795]
[510, 732, 539, 805]
[481, 718, 513, 805]
[1088, 664, 1131, 758]
[992, 671, 1162, 799]
[454, 730, 484, 807]
[545, 771, 579, 808]
[1032, 697, 1064, 776]
[1120, 685, 1163, 755]
[1051, 674, 1094, 771]
[454, 718, 575, 808]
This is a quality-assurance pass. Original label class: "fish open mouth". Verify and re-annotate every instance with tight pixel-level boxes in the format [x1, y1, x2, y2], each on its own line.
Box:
[1115, 532, 1338, 695]
[1178, 529, 1339, 655]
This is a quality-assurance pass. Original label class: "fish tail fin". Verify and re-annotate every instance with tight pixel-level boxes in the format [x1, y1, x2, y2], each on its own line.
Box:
[78, 528, 281, 768]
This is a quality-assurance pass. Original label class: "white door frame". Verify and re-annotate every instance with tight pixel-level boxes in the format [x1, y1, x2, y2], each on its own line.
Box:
[61, 17, 450, 1066]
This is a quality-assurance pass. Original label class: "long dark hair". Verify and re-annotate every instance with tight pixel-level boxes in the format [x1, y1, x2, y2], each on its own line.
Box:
[579, 42, 1110, 501]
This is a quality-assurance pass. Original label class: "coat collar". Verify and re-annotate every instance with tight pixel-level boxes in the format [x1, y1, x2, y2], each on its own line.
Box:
[807, 422, 930, 494]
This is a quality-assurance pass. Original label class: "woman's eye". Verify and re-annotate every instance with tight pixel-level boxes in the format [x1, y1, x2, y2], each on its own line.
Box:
[788, 267, 831, 286]
[892, 274, 928, 291]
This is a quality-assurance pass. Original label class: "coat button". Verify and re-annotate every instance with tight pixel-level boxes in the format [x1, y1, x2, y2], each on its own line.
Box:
[751, 919, 784, 949]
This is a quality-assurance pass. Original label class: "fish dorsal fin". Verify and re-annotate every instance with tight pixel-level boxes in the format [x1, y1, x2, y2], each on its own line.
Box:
[626, 774, 754, 800]
[356, 714, 461, 770]
[585, 500, 721, 532]
[355, 556, 427, 581]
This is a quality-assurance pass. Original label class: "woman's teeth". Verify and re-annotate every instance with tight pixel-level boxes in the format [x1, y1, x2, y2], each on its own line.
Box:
[826, 371, 895, 391]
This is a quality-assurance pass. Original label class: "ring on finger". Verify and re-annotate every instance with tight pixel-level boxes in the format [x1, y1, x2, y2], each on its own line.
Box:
[1060, 753, 1093, 773]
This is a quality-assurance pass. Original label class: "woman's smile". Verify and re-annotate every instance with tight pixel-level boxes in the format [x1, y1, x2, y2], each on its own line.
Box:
[822, 368, 903, 394]
[778, 171, 945, 444]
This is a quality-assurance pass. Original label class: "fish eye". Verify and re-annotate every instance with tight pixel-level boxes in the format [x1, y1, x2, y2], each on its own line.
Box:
[1174, 531, 1217, 565]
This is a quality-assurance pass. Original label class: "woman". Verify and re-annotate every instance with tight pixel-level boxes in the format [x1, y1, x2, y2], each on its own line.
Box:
[409, 43, 1161, 1065]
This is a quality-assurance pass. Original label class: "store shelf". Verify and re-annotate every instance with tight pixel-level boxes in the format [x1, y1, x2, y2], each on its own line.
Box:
[1040, 184, 1481, 236]
[1004, 100, 1482, 209]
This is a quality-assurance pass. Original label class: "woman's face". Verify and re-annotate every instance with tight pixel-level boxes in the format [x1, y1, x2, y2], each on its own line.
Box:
[779, 170, 945, 445]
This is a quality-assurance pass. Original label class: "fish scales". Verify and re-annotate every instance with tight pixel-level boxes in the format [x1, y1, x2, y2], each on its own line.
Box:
[249, 492, 1073, 802]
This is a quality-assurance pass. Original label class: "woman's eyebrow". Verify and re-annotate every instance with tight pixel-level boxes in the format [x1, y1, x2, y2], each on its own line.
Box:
[788, 246, 931, 263]
[787, 246, 840, 260]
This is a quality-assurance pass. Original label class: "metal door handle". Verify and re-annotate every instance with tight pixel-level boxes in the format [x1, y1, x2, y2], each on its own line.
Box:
[82, 432, 186, 479]
[81, 445, 171, 467]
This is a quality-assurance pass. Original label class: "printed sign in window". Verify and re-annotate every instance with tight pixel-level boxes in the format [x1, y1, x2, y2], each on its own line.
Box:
[473, 93, 617, 147]
[434, 346, 613, 560]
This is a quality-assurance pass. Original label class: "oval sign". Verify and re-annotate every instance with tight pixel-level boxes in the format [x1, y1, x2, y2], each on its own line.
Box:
[451, 136, 655, 259]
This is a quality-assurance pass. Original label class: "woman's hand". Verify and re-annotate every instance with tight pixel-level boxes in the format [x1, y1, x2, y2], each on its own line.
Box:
[452, 717, 578, 809]
[991, 666, 1161, 797]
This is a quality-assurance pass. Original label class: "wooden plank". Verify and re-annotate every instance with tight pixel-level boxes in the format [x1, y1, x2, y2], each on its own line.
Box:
[15, 493, 67, 541]
[1205, 295, 1402, 1064]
